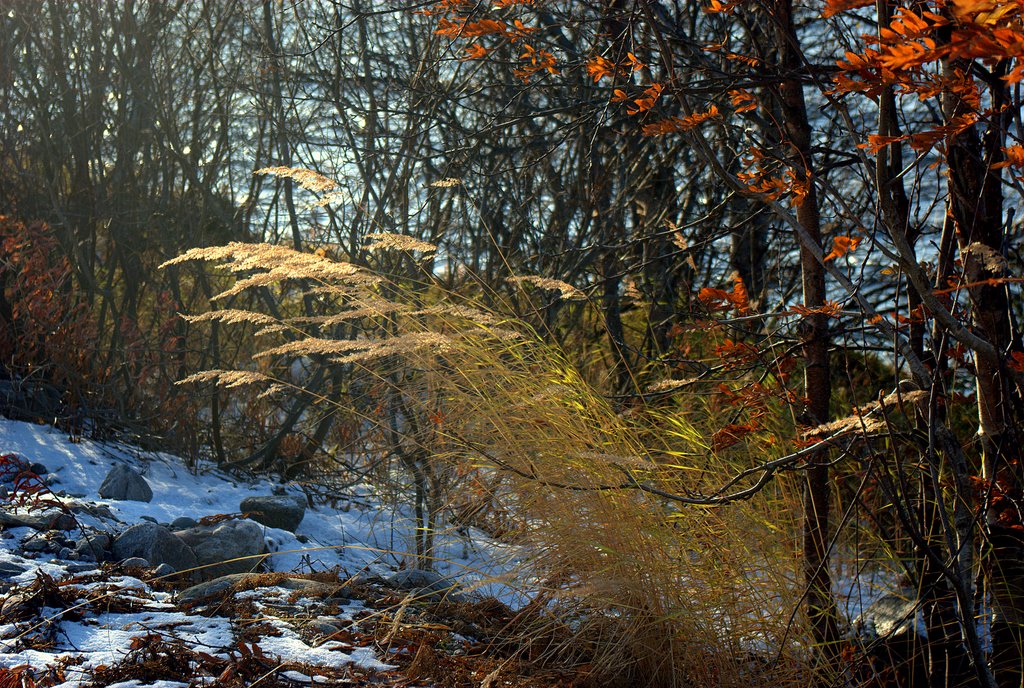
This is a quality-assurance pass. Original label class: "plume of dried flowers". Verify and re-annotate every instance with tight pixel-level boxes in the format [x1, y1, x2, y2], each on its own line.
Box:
[365, 233, 437, 255]
[254, 166, 337, 194]
[508, 275, 585, 300]
[176, 370, 274, 388]
[182, 310, 279, 327]
[429, 178, 462, 188]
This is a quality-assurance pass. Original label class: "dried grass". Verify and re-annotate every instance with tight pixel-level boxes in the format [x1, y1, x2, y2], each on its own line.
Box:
[167, 239, 811, 687]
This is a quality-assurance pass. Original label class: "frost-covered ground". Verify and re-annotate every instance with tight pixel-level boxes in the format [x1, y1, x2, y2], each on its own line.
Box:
[0, 418, 526, 687]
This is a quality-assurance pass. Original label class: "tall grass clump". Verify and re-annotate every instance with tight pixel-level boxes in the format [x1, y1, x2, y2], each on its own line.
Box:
[164, 198, 813, 688]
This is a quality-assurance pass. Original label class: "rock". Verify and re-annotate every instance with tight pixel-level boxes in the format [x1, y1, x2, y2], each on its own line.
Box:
[239, 495, 305, 532]
[0, 510, 75, 531]
[22, 539, 52, 552]
[153, 563, 176, 577]
[74, 533, 111, 560]
[177, 572, 339, 605]
[57, 547, 73, 560]
[139, 515, 158, 524]
[28, 463, 47, 476]
[176, 573, 251, 604]
[0, 379, 62, 423]
[852, 593, 928, 687]
[0, 563, 26, 578]
[70, 503, 116, 520]
[120, 557, 150, 568]
[98, 464, 152, 502]
[308, 618, 342, 640]
[112, 523, 197, 575]
[173, 520, 266, 579]
[170, 516, 197, 530]
[66, 562, 96, 573]
[853, 594, 922, 641]
[0, 592, 31, 620]
[387, 569, 462, 601]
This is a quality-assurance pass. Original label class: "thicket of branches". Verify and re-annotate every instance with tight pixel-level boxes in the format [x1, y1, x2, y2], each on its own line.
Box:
[4, 0, 1024, 685]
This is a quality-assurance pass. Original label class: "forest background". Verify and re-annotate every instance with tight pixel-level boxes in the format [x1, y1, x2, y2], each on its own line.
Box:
[3, 0, 1024, 686]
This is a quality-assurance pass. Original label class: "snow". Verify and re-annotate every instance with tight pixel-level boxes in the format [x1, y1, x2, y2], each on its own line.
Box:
[0, 417, 518, 685]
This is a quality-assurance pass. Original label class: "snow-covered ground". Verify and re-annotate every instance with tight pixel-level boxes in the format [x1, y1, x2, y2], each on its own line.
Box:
[0, 418, 524, 687]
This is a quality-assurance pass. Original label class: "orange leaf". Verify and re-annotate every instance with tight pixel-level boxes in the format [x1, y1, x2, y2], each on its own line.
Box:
[586, 55, 617, 83]
[626, 83, 664, 115]
[461, 43, 489, 60]
[640, 105, 720, 136]
[705, 0, 735, 14]
[788, 300, 842, 318]
[859, 134, 908, 153]
[824, 235, 862, 261]
[822, 0, 874, 18]
[992, 144, 1024, 169]
[712, 423, 758, 452]
[728, 89, 758, 113]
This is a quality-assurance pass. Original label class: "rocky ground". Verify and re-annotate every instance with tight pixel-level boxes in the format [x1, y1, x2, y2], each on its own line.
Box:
[0, 419, 572, 688]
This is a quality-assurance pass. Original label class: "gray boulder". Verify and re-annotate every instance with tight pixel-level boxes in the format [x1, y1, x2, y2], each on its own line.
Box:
[74, 533, 112, 561]
[170, 516, 197, 530]
[177, 572, 339, 605]
[852, 593, 927, 686]
[112, 523, 197, 574]
[98, 464, 152, 502]
[120, 557, 150, 568]
[0, 562, 26, 578]
[153, 563, 176, 577]
[387, 568, 463, 601]
[0, 510, 76, 531]
[173, 519, 267, 579]
[239, 495, 305, 532]
[853, 593, 922, 641]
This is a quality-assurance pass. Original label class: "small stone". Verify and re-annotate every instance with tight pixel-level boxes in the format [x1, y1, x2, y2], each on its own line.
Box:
[57, 547, 73, 560]
[309, 618, 342, 639]
[98, 464, 153, 503]
[0, 511, 75, 531]
[177, 572, 338, 605]
[170, 517, 197, 530]
[0, 562, 26, 578]
[22, 539, 51, 553]
[74, 533, 111, 560]
[239, 495, 305, 532]
[387, 569, 463, 601]
[29, 463, 48, 476]
[153, 563, 176, 577]
[120, 556, 150, 568]
[140, 515, 158, 524]
[1, 593, 31, 620]
[70, 503, 116, 520]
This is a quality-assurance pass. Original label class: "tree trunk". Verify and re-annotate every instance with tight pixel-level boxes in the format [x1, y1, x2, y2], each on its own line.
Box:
[770, 0, 841, 677]
[945, 60, 1024, 685]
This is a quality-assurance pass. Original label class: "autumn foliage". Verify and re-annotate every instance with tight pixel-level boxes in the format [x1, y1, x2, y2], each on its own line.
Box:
[0, 216, 100, 403]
